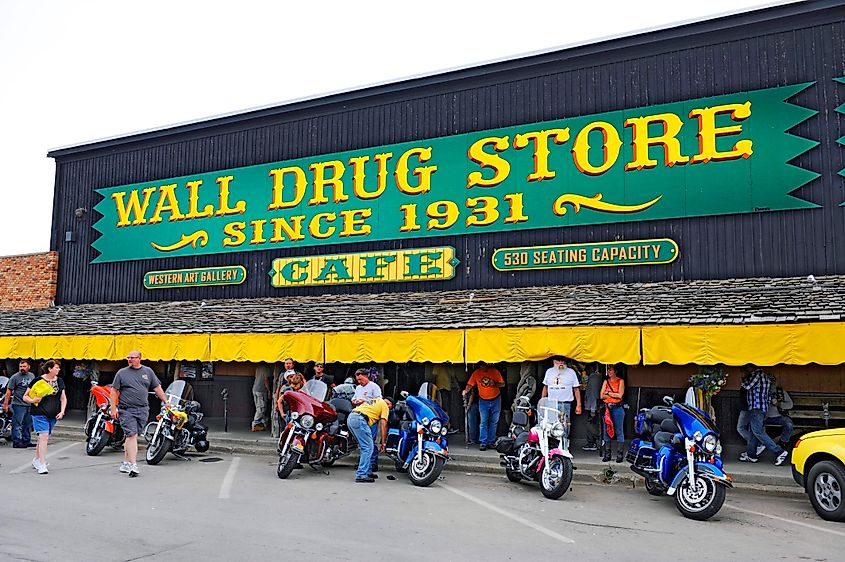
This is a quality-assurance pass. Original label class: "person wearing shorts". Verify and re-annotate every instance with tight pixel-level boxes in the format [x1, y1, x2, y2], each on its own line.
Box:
[23, 360, 66, 474]
[110, 351, 169, 477]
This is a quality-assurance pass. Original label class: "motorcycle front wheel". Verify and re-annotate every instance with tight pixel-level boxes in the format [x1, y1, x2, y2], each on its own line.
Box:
[674, 475, 726, 521]
[539, 455, 574, 500]
[277, 451, 300, 479]
[408, 452, 445, 487]
[85, 422, 110, 456]
[146, 432, 171, 465]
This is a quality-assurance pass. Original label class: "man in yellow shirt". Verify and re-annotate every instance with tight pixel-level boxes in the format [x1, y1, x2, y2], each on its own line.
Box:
[348, 397, 393, 483]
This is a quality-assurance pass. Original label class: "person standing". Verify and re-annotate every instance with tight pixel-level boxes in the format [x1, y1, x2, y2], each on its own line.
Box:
[541, 356, 582, 441]
[251, 362, 272, 432]
[3, 359, 35, 448]
[601, 364, 626, 463]
[110, 351, 169, 477]
[582, 363, 604, 452]
[347, 397, 392, 483]
[739, 365, 789, 465]
[462, 361, 505, 451]
[23, 360, 67, 474]
[351, 368, 382, 405]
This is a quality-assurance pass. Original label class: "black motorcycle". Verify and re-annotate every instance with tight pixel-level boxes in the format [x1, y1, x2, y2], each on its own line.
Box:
[143, 380, 209, 465]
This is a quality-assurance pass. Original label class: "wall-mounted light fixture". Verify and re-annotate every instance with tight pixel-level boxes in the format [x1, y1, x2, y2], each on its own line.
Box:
[74, 207, 87, 220]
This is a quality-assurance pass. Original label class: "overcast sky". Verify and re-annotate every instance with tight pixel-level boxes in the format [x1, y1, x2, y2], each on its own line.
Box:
[0, 0, 794, 257]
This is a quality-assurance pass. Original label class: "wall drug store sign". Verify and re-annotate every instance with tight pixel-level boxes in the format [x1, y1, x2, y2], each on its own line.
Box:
[91, 83, 819, 264]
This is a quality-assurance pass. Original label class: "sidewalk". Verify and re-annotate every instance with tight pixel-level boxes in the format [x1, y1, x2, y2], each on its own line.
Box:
[48, 411, 800, 493]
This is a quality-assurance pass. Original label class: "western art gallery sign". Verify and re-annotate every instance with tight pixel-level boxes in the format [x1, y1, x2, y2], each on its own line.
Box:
[91, 83, 817, 263]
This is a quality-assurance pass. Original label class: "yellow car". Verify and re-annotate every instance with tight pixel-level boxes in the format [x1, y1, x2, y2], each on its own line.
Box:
[791, 428, 845, 521]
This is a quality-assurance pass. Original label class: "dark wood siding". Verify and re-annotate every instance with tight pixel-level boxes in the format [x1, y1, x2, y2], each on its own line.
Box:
[50, 7, 845, 304]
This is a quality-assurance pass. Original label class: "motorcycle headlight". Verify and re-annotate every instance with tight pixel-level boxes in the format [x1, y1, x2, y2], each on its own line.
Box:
[441, 427, 448, 436]
[316, 423, 323, 431]
[703, 434, 718, 453]
[299, 414, 315, 429]
[430, 420, 442, 434]
[716, 442, 723, 455]
[421, 417, 430, 426]
[290, 412, 300, 420]
[693, 430, 703, 443]
[551, 423, 565, 438]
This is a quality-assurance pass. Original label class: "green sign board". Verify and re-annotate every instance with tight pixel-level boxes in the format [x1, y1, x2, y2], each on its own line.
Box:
[143, 265, 246, 289]
[92, 83, 818, 263]
[492, 239, 678, 270]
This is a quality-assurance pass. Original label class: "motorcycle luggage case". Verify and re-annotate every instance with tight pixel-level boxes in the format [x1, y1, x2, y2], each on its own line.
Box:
[626, 440, 655, 466]
[495, 437, 515, 454]
[385, 428, 401, 452]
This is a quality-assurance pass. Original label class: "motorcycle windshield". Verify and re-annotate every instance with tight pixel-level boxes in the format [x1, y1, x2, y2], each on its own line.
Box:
[406, 395, 449, 425]
[164, 380, 193, 407]
[536, 398, 565, 426]
[301, 379, 328, 401]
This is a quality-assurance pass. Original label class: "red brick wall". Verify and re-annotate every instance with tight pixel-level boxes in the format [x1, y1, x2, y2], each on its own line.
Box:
[0, 252, 59, 310]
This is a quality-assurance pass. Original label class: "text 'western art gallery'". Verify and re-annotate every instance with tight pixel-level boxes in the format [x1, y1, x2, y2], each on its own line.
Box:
[2, 1, 844, 440]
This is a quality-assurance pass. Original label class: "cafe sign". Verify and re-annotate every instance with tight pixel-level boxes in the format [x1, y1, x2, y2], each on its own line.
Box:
[492, 239, 678, 271]
[92, 83, 818, 263]
[143, 265, 246, 289]
[269, 246, 459, 287]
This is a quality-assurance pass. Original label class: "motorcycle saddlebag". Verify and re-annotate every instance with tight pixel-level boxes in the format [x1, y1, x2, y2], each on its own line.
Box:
[626, 439, 655, 466]
[385, 428, 401, 453]
[495, 436, 515, 454]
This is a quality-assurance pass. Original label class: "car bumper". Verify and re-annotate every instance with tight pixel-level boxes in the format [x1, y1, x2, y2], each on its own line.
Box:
[791, 464, 804, 488]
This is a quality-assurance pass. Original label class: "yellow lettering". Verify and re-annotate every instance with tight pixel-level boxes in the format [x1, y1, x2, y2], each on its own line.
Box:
[572, 121, 623, 176]
[214, 176, 246, 216]
[339, 209, 372, 237]
[148, 184, 184, 224]
[185, 180, 214, 219]
[249, 219, 266, 245]
[112, 187, 156, 227]
[269, 216, 306, 242]
[222, 221, 247, 247]
[466, 136, 510, 188]
[513, 129, 570, 182]
[466, 196, 499, 227]
[624, 112, 690, 171]
[689, 102, 753, 164]
[349, 153, 392, 200]
[308, 160, 348, 206]
[268, 167, 307, 210]
[426, 200, 460, 230]
[395, 147, 436, 195]
[308, 212, 337, 239]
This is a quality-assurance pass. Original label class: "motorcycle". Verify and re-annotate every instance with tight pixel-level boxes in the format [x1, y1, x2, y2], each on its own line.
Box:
[385, 389, 450, 487]
[626, 396, 733, 520]
[496, 397, 574, 499]
[0, 376, 11, 442]
[277, 379, 357, 479]
[83, 383, 125, 455]
[143, 380, 209, 465]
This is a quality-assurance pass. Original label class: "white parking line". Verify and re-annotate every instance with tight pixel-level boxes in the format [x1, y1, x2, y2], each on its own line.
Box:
[725, 504, 845, 538]
[9, 442, 80, 474]
[441, 483, 575, 544]
[218, 456, 241, 499]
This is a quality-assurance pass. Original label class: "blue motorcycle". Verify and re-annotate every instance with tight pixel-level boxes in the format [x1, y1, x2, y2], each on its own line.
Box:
[385, 390, 450, 487]
[626, 396, 733, 520]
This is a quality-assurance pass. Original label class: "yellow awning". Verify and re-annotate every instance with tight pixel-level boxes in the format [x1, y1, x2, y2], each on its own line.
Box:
[209, 333, 323, 363]
[642, 323, 845, 365]
[0, 336, 36, 359]
[465, 326, 641, 364]
[113, 334, 211, 361]
[35, 335, 115, 360]
[325, 330, 464, 363]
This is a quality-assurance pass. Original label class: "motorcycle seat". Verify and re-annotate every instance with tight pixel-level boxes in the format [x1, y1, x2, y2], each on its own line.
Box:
[659, 418, 679, 433]
[653, 431, 682, 450]
[514, 430, 530, 449]
[328, 398, 353, 415]
[645, 407, 673, 425]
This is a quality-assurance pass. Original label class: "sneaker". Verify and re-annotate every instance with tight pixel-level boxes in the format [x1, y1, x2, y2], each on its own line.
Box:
[119, 461, 131, 473]
[479, 444, 487, 451]
[355, 476, 375, 483]
[32, 458, 42, 470]
[756, 445, 766, 457]
[37, 464, 48, 475]
[368, 473, 379, 479]
[128, 463, 139, 478]
[739, 452, 759, 463]
[582, 444, 598, 451]
[775, 450, 789, 466]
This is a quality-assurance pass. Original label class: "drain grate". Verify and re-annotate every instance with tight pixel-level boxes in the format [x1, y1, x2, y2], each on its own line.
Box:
[198, 457, 224, 463]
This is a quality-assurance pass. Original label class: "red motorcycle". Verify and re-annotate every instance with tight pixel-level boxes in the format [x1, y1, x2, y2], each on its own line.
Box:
[84, 383, 125, 456]
[277, 380, 356, 479]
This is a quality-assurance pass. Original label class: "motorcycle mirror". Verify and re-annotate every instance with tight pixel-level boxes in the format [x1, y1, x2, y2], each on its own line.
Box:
[400, 390, 409, 399]
[220, 388, 229, 400]
[663, 395, 675, 406]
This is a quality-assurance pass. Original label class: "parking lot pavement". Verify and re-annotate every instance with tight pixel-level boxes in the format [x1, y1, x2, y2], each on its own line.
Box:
[2, 439, 842, 562]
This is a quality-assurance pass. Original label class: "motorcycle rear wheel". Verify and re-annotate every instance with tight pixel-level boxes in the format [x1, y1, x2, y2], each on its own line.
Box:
[539, 455, 573, 500]
[644, 477, 665, 496]
[674, 475, 726, 521]
[277, 451, 300, 479]
[85, 424, 110, 457]
[408, 452, 445, 487]
[146, 434, 170, 465]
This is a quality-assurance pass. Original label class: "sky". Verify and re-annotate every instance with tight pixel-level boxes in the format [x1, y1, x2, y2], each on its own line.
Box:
[0, 0, 795, 257]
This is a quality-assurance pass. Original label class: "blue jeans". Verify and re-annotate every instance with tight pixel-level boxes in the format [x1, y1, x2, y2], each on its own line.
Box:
[478, 396, 501, 446]
[737, 409, 754, 447]
[765, 414, 794, 445]
[603, 404, 625, 444]
[348, 412, 374, 479]
[746, 409, 783, 457]
[369, 422, 380, 470]
[467, 402, 480, 444]
[11, 404, 32, 445]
